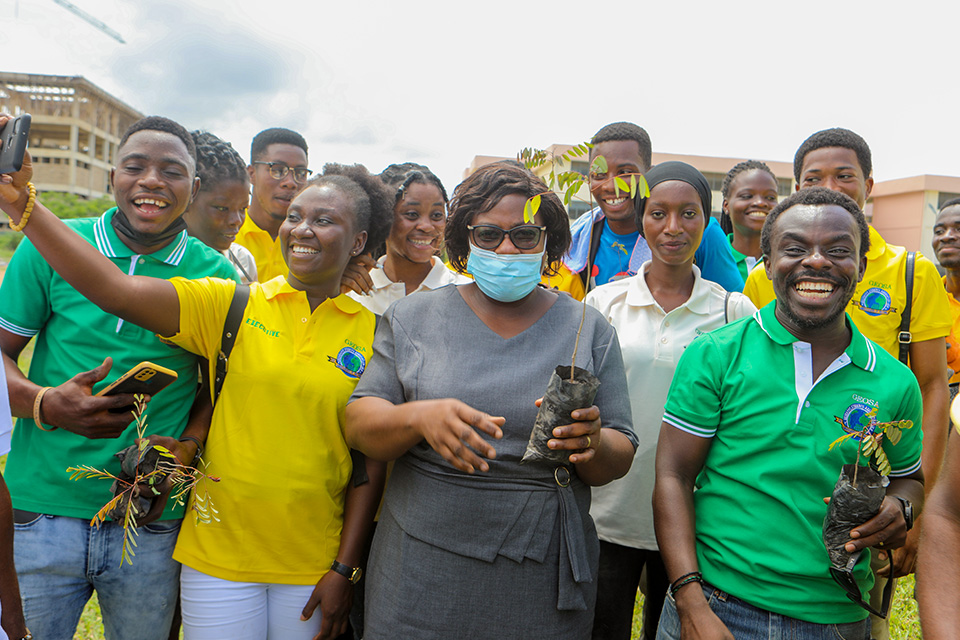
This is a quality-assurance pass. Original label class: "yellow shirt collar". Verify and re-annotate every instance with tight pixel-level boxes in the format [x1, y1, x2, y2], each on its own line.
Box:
[259, 276, 365, 314]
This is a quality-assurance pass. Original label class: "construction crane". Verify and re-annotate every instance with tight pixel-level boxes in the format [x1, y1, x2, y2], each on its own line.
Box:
[50, 0, 125, 44]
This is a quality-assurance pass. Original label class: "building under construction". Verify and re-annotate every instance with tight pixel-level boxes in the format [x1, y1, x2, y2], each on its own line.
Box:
[0, 72, 142, 199]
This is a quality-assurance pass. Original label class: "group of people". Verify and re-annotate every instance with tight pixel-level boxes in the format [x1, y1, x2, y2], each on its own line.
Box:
[0, 113, 957, 640]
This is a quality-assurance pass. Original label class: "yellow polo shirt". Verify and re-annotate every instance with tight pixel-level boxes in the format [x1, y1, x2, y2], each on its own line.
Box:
[541, 262, 586, 300]
[743, 226, 951, 357]
[942, 277, 960, 384]
[235, 211, 287, 283]
[167, 275, 376, 584]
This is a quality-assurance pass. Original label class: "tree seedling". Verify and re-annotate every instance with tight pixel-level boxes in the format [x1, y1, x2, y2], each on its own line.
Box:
[67, 394, 220, 566]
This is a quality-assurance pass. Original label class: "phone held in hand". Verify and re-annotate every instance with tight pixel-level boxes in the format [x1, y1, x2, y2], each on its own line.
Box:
[0, 113, 31, 174]
[96, 361, 178, 413]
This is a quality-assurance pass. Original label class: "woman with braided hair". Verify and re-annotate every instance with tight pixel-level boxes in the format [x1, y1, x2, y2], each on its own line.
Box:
[718, 160, 780, 282]
[183, 131, 258, 283]
[345, 163, 469, 313]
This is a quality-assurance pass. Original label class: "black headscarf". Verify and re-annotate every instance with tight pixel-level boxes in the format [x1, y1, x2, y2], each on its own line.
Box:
[635, 161, 711, 236]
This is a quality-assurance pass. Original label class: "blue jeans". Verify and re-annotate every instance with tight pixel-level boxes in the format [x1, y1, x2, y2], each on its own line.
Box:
[657, 582, 870, 640]
[14, 513, 181, 640]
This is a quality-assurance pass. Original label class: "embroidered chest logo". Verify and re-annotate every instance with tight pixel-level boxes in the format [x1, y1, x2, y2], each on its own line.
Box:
[835, 400, 879, 441]
[851, 287, 897, 317]
[328, 346, 366, 379]
[245, 317, 280, 337]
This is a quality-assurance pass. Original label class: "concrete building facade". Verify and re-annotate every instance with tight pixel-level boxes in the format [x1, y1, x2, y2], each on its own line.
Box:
[0, 72, 143, 199]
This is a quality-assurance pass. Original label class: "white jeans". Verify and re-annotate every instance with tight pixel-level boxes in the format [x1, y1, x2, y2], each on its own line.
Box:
[180, 565, 322, 640]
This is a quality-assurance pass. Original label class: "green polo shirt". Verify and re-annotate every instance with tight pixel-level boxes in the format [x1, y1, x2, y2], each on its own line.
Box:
[725, 232, 752, 283]
[0, 208, 239, 520]
[663, 302, 922, 624]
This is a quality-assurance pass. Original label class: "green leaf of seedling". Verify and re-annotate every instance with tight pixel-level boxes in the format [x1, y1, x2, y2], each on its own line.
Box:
[524, 195, 541, 223]
[640, 175, 650, 198]
[886, 426, 902, 446]
[630, 174, 638, 199]
[614, 176, 630, 197]
[565, 183, 579, 205]
[591, 155, 607, 175]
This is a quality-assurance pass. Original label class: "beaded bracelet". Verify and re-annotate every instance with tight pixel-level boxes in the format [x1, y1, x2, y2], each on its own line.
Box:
[669, 570, 703, 596]
[9, 182, 36, 232]
[33, 386, 56, 431]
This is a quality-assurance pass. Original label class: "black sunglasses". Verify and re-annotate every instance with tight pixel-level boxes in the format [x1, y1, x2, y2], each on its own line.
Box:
[828, 555, 893, 618]
[467, 224, 546, 251]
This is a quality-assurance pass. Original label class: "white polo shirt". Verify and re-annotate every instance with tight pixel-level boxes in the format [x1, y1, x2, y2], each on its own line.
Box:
[585, 262, 756, 549]
[347, 256, 471, 314]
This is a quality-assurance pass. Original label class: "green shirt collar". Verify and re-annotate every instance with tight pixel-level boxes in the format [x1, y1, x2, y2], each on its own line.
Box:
[754, 302, 878, 372]
[93, 207, 190, 265]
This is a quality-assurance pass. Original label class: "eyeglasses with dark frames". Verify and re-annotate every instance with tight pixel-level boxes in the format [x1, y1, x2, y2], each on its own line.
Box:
[252, 161, 313, 184]
[467, 224, 547, 251]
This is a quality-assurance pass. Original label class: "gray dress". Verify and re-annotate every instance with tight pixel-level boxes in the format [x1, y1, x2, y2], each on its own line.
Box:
[350, 285, 636, 639]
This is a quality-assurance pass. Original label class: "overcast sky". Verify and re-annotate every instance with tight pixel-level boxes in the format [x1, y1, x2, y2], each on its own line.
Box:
[2, 0, 957, 193]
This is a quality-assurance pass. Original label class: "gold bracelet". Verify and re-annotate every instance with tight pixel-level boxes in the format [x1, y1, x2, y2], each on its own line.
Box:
[33, 386, 56, 431]
[9, 182, 36, 232]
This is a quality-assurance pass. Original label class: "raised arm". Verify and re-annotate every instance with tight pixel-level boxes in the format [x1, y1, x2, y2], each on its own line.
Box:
[0, 132, 180, 337]
[917, 431, 960, 638]
[892, 337, 949, 576]
[654, 423, 733, 640]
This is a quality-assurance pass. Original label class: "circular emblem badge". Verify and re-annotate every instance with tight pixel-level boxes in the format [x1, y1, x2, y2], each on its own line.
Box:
[331, 347, 366, 379]
[857, 287, 892, 317]
[841, 402, 875, 438]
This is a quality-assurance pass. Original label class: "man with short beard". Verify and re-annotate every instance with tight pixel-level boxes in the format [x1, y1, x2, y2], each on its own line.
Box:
[744, 128, 950, 637]
[654, 188, 924, 640]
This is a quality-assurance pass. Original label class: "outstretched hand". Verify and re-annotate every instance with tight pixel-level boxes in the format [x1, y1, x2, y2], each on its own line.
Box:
[41, 357, 144, 439]
[408, 399, 504, 473]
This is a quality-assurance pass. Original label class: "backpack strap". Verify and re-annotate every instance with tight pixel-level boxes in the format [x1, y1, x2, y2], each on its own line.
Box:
[213, 284, 250, 405]
[897, 252, 915, 365]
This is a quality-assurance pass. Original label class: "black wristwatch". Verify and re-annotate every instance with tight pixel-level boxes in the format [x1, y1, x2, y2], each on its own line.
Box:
[894, 496, 914, 531]
[330, 560, 362, 584]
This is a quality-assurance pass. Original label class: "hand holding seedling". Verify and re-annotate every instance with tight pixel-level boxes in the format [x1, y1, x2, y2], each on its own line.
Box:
[536, 398, 601, 465]
[824, 494, 909, 555]
[128, 433, 196, 526]
[409, 399, 504, 474]
[40, 357, 144, 439]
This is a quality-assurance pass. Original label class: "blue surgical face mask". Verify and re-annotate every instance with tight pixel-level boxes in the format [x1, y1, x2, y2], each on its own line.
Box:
[466, 243, 545, 303]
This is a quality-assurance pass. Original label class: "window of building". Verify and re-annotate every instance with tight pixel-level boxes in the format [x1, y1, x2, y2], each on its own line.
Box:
[568, 201, 592, 220]
[703, 172, 724, 192]
[939, 192, 960, 209]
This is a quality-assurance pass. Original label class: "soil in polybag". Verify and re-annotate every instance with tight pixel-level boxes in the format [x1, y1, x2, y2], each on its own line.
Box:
[822, 463, 888, 571]
[521, 365, 600, 465]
